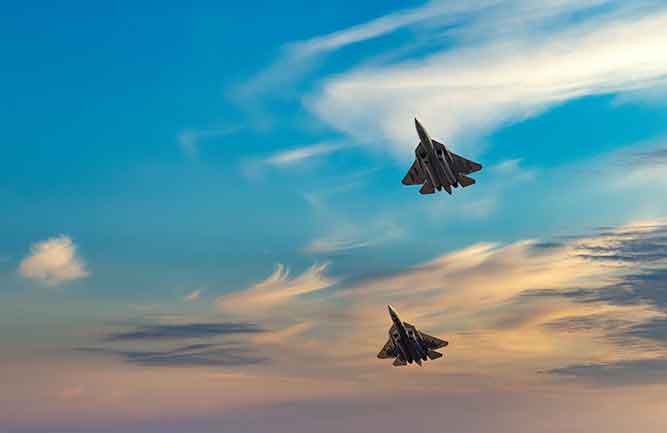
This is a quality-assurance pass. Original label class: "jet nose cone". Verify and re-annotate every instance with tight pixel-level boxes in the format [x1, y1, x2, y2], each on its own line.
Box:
[388, 305, 399, 318]
[414, 118, 427, 137]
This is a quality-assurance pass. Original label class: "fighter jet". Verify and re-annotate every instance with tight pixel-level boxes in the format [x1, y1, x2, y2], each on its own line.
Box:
[377, 305, 448, 367]
[402, 118, 482, 194]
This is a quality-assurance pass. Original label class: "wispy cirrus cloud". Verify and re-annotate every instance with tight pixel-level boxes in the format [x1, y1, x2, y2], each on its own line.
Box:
[103, 322, 265, 342]
[275, 1, 664, 158]
[78, 322, 268, 368]
[78, 343, 268, 368]
[264, 142, 347, 167]
[18, 235, 89, 286]
[547, 358, 667, 386]
[231, 1, 462, 119]
[236, 0, 617, 109]
[241, 141, 349, 179]
[216, 263, 336, 317]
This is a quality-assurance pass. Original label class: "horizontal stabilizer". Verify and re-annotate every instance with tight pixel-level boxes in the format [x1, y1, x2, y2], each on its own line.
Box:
[458, 174, 475, 188]
[393, 357, 407, 367]
[427, 350, 443, 360]
[420, 180, 435, 195]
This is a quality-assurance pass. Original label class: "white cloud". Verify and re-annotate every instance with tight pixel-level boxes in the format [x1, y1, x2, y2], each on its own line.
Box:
[264, 142, 347, 167]
[19, 235, 89, 286]
[216, 263, 336, 316]
[232, 0, 515, 124]
[184, 289, 202, 302]
[306, 2, 667, 158]
[304, 219, 404, 255]
[304, 238, 372, 255]
[242, 141, 349, 180]
[237, 0, 613, 106]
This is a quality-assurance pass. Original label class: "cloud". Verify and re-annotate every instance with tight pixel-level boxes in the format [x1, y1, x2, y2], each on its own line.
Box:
[236, 0, 615, 109]
[264, 142, 347, 167]
[77, 322, 269, 368]
[231, 1, 462, 118]
[104, 322, 264, 342]
[303, 217, 404, 255]
[546, 358, 667, 386]
[624, 147, 667, 168]
[78, 343, 267, 368]
[306, 2, 667, 157]
[530, 222, 667, 310]
[18, 235, 89, 286]
[184, 289, 202, 302]
[216, 263, 336, 316]
[624, 318, 667, 343]
[241, 141, 349, 180]
[304, 238, 372, 255]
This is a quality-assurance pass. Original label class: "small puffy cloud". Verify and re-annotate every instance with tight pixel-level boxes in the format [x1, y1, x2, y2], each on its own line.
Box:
[19, 235, 89, 286]
[184, 289, 202, 302]
[216, 263, 336, 316]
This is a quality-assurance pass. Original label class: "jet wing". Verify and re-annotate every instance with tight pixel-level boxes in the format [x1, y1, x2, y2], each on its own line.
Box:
[402, 159, 425, 185]
[431, 140, 482, 174]
[377, 338, 398, 359]
[420, 332, 449, 350]
[450, 151, 482, 175]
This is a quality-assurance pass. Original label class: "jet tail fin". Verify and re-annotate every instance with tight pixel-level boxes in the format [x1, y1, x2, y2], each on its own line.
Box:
[427, 350, 443, 360]
[458, 174, 475, 188]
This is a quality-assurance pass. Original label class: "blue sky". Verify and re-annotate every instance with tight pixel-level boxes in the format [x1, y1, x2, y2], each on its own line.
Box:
[2, 1, 667, 432]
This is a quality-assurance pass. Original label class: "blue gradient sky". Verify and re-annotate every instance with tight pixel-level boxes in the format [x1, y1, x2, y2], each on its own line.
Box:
[2, 2, 667, 432]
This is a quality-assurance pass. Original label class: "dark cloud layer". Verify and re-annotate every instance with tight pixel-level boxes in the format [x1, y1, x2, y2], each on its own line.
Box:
[79, 322, 268, 367]
[529, 223, 667, 310]
[77, 343, 268, 367]
[543, 314, 632, 333]
[547, 358, 667, 386]
[532, 223, 667, 385]
[576, 226, 667, 265]
[626, 147, 667, 168]
[105, 322, 265, 342]
[624, 318, 667, 343]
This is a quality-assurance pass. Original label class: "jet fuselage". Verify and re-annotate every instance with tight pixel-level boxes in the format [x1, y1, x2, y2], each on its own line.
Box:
[414, 119, 459, 191]
[388, 305, 428, 365]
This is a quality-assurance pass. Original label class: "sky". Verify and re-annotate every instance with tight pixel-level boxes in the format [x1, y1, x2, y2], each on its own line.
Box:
[2, 1, 667, 432]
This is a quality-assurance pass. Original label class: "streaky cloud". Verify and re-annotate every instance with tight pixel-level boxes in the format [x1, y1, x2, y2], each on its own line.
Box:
[307, 2, 667, 157]
[546, 358, 667, 386]
[77, 343, 268, 367]
[104, 322, 265, 342]
[264, 142, 347, 167]
[216, 263, 336, 317]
